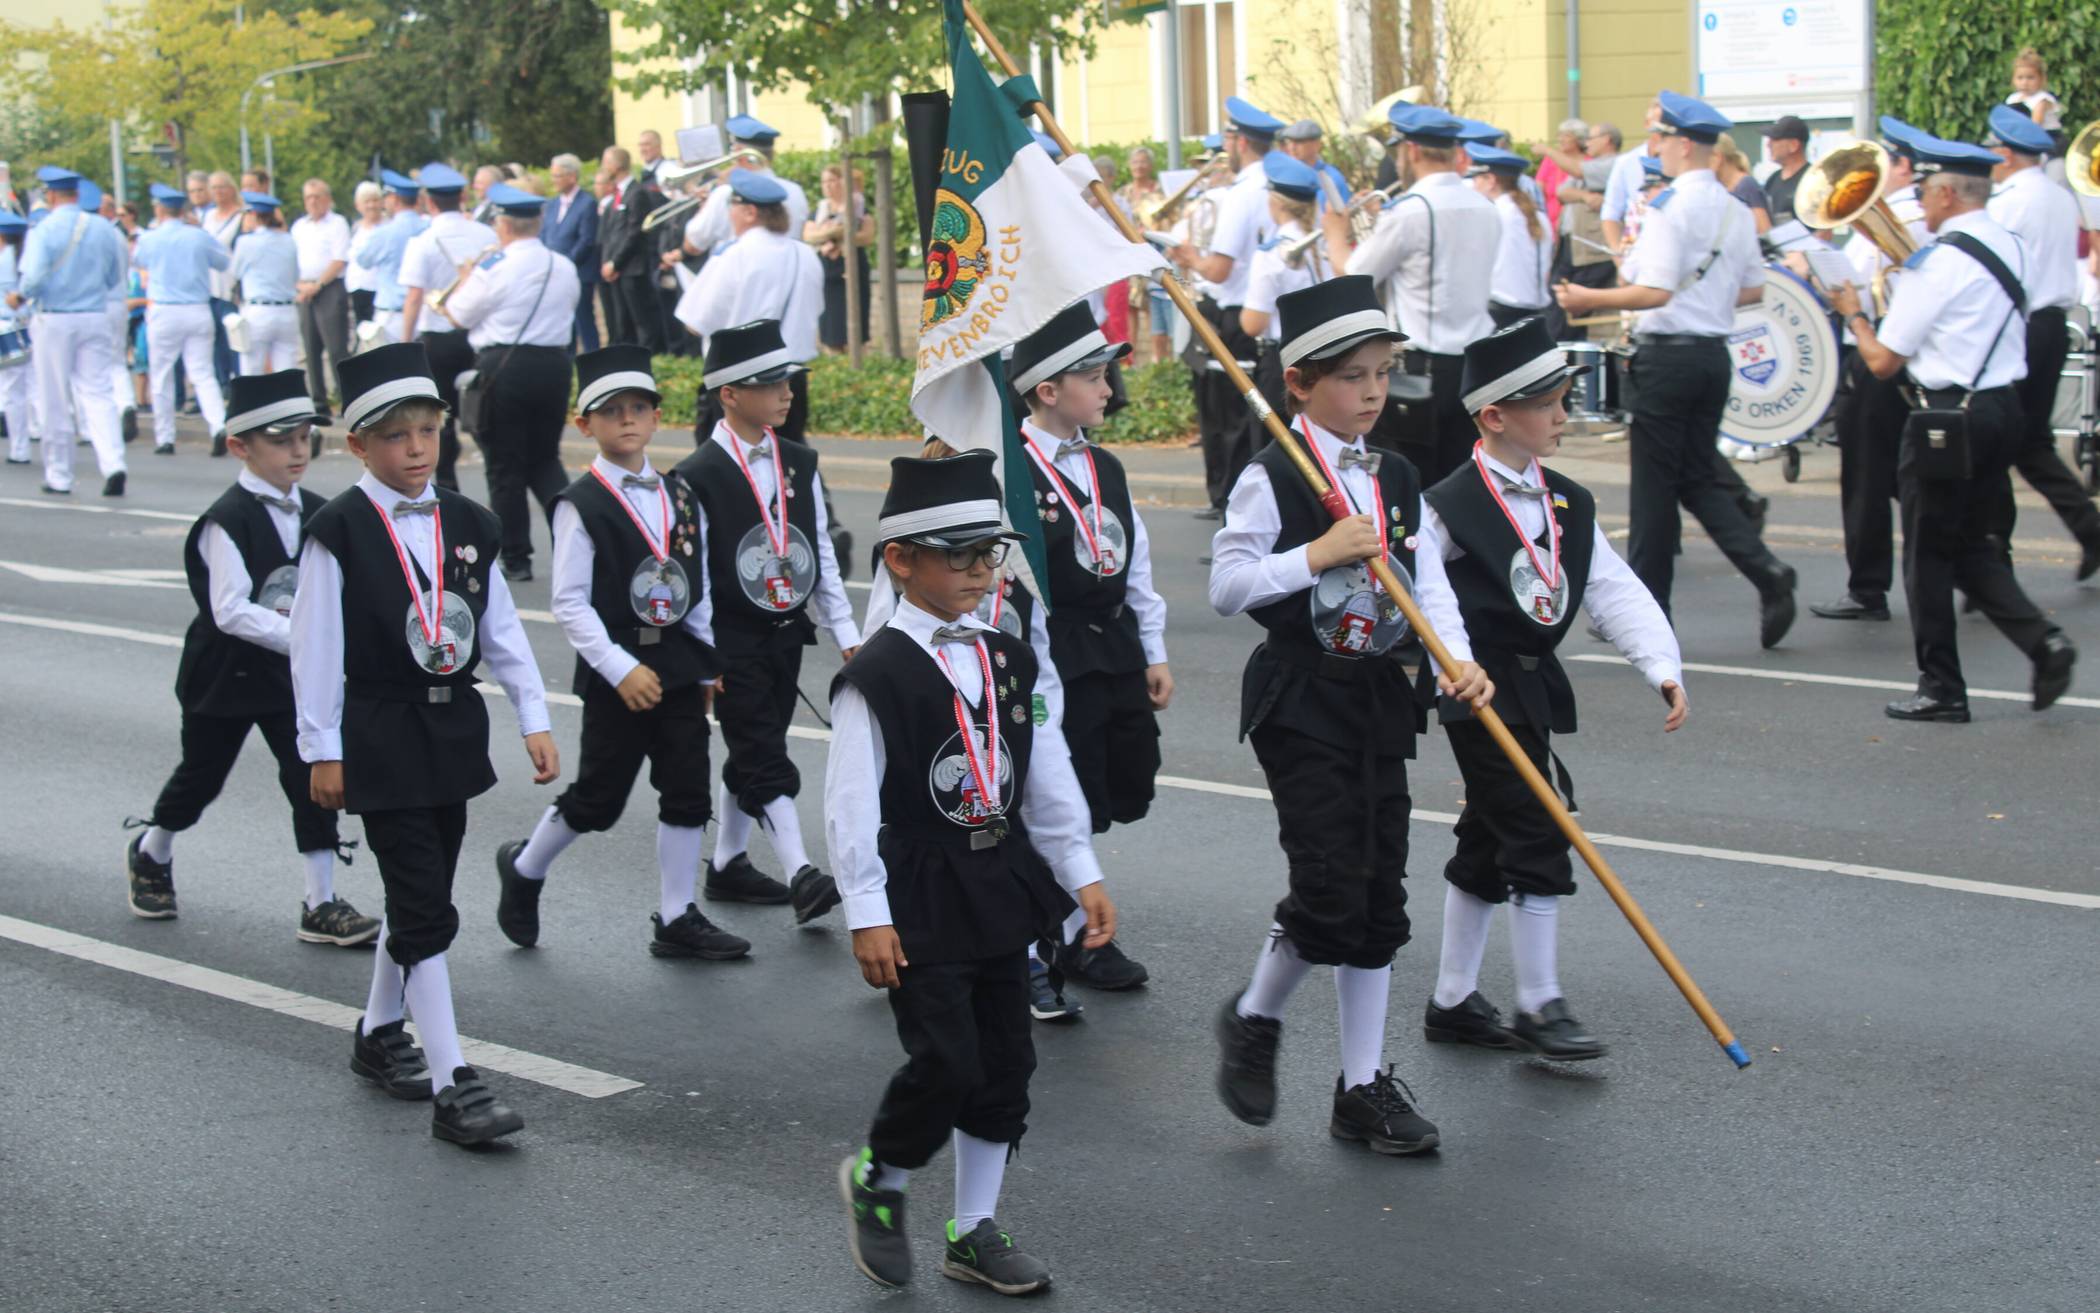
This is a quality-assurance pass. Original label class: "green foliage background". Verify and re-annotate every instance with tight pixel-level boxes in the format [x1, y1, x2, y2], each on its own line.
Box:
[1876, 2, 2097, 134]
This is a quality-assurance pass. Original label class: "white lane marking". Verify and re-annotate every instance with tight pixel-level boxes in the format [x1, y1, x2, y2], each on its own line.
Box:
[1566, 654, 2100, 710]
[5, 610, 2094, 912]
[0, 560, 186, 589]
[0, 914, 643, 1098]
[0, 496, 195, 523]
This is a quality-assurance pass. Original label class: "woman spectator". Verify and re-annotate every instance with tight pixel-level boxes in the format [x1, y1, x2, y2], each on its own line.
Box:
[803, 163, 874, 354]
[344, 180, 384, 328]
[1535, 119, 1586, 231]
[1713, 136, 1773, 235]
[1115, 147, 1174, 363]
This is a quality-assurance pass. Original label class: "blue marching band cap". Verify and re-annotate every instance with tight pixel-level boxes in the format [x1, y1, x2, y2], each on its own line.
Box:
[483, 182, 547, 218]
[1224, 96, 1284, 139]
[726, 167, 787, 206]
[1985, 103, 2053, 156]
[418, 162, 467, 194]
[35, 164, 82, 188]
[1639, 154, 1668, 180]
[1455, 117, 1506, 146]
[1200, 132, 1224, 153]
[1464, 143, 1528, 176]
[0, 211, 27, 234]
[1907, 130, 2002, 178]
[1262, 152, 1320, 200]
[1878, 114, 1924, 159]
[1656, 90, 1732, 144]
[77, 179, 103, 211]
[1388, 103, 1466, 147]
[241, 190, 281, 212]
[378, 168, 420, 198]
[725, 114, 780, 145]
[149, 182, 186, 206]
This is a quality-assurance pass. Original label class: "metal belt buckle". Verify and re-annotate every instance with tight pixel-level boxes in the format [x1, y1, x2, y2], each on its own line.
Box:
[635, 628, 661, 646]
[426, 687, 453, 704]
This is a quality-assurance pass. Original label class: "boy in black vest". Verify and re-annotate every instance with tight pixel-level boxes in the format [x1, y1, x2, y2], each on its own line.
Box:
[292, 342, 560, 1146]
[494, 346, 748, 959]
[124, 370, 377, 946]
[832, 451, 1117, 1296]
[673, 320, 855, 924]
[1418, 317, 1686, 1060]
[1207, 276, 1491, 1156]
[1005, 302, 1164, 994]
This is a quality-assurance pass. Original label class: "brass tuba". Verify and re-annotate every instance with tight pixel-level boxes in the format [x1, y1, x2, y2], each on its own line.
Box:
[1796, 140, 1919, 269]
[2066, 120, 2100, 197]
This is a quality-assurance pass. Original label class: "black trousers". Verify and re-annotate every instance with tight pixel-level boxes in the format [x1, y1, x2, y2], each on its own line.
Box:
[554, 679, 713, 832]
[1059, 668, 1160, 833]
[1897, 386, 2058, 699]
[1489, 300, 1549, 331]
[348, 288, 376, 329]
[616, 273, 666, 352]
[363, 802, 468, 967]
[1372, 353, 1470, 485]
[298, 280, 352, 411]
[421, 330, 476, 492]
[695, 370, 810, 446]
[1442, 719, 1575, 904]
[473, 344, 571, 567]
[1249, 722, 1412, 969]
[1624, 339, 1782, 615]
[868, 952, 1036, 1168]
[149, 710, 339, 854]
[715, 625, 808, 816]
[1196, 298, 1257, 509]
[1831, 350, 1902, 600]
[1995, 307, 2100, 550]
[598, 280, 626, 349]
[1545, 246, 1617, 340]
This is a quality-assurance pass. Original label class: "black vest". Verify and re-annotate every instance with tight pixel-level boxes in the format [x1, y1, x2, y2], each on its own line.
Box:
[831, 626, 1071, 965]
[1239, 439, 1425, 758]
[304, 487, 505, 814]
[1423, 463, 1597, 733]
[175, 483, 323, 719]
[674, 436, 823, 647]
[558, 469, 719, 697]
[1024, 440, 1146, 678]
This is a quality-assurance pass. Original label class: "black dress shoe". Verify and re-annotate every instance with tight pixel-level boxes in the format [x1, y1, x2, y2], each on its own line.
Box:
[350, 1018, 432, 1100]
[788, 865, 841, 923]
[431, 1066, 523, 1144]
[1810, 593, 1890, 621]
[1510, 998, 1608, 1061]
[1056, 936, 1150, 990]
[1423, 991, 1521, 1049]
[493, 840, 543, 947]
[703, 852, 791, 904]
[499, 559, 532, 583]
[120, 406, 139, 445]
[1758, 564, 1797, 649]
[101, 471, 126, 497]
[1192, 505, 1224, 521]
[1215, 994, 1282, 1126]
[650, 904, 752, 959]
[2079, 537, 2100, 583]
[1885, 692, 1971, 723]
[39, 483, 70, 495]
[2032, 633, 2077, 711]
[210, 430, 227, 458]
[1330, 1069, 1440, 1154]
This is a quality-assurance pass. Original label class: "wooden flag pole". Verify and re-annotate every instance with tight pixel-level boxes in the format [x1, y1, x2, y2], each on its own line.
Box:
[958, 0, 1749, 1069]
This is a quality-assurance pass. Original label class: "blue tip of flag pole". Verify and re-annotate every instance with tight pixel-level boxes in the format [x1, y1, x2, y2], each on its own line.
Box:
[1723, 1041, 1751, 1069]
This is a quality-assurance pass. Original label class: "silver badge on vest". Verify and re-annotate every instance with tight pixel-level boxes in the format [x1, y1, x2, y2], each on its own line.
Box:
[630, 557, 692, 626]
[734, 523, 816, 610]
[1311, 554, 1413, 656]
[405, 594, 475, 675]
[257, 564, 299, 617]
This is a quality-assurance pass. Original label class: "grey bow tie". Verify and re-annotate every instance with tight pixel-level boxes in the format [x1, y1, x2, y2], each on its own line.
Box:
[254, 492, 300, 513]
[1338, 446, 1380, 472]
[1497, 478, 1547, 498]
[931, 624, 981, 645]
[622, 474, 660, 489]
[744, 444, 770, 464]
[1055, 436, 1092, 460]
[392, 498, 439, 517]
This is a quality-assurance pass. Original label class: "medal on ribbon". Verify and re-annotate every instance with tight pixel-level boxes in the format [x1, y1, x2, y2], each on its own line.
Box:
[1473, 442, 1566, 628]
[728, 428, 815, 610]
[1022, 431, 1126, 579]
[590, 465, 691, 627]
[257, 564, 299, 617]
[927, 639, 1015, 840]
[1300, 418, 1411, 656]
[368, 491, 472, 676]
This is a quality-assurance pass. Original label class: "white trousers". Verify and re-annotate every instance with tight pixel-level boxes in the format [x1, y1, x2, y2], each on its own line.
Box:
[35, 310, 123, 491]
[240, 303, 301, 374]
[1, 352, 30, 462]
[148, 303, 226, 447]
[105, 296, 132, 406]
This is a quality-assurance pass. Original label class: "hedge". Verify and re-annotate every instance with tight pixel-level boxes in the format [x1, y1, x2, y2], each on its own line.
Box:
[650, 354, 1197, 445]
[1876, 3, 2099, 136]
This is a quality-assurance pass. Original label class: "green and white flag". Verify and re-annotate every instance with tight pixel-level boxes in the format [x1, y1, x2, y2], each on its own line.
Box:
[911, 0, 1165, 604]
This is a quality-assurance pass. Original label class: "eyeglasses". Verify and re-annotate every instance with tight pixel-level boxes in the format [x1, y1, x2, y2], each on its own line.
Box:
[933, 541, 1009, 571]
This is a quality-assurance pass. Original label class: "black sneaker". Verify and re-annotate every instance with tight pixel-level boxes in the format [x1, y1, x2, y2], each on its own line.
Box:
[942, 1219, 1051, 1296]
[1330, 1068, 1440, 1155]
[1056, 936, 1150, 991]
[839, 1150, 913, 1288]
[1510, 998, 1608, 1061]
[1423, 991, 1521, 1049]
[789, 864, 841, 924]
[499, 558, 532, 583]
[297, 897, 381, 946]
[650, 904, 751, 960]
[125, 832, 177, 919]
[1027, 957, 1082, 1023]
[431, 1066, 523, 1145]
[703, 852, 791, 905]
[349, 1018, 431, 1101]
[1215, 994, 1282, 1126]
[494, 840, 543, 947]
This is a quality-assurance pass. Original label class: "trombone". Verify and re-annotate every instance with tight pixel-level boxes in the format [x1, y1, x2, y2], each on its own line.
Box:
[1136, 152, 1231, 230]
[642, 148, 771, 233]
[1277, 177, 1405, 268]
[429, 244, 500, 311]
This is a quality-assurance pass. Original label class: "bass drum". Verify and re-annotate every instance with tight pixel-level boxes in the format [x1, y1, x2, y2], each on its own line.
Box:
[1719, 264, 1841, 454]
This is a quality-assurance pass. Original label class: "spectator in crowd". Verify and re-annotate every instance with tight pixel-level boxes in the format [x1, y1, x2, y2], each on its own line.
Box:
[543, 151, 601, 353]
[290, 178, 352, 419]
[1600, 99, 1662, 251]
[1535, 119, 1586, 231]
[1114, 146, 1174, 362]
[241, 167, 270, 196]
[1761, 116, 1811, 226]
[200, 172, 247, 387]
[2009, 47, 2063, 131]
[597, 145, 665, 351]
[593, 166, 620, 349]
[344, 179, 385, 329]
[1713, 136, 1773, 234]
[1540, 120, 1620, 339]
[805, 162, 874, 355]
[469, 165, 505, 226]
[636, 130, 667, 187]
[184, 170, 210, 216]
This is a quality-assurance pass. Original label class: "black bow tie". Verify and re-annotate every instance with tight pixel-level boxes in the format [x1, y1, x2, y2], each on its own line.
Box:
[622, 474, 660, 489]
[1055, 436, 1092, 460]
[931, 624, 982, 645]
[392, 498, 439, 517]
[1497, 478, 1547, 498]
[254, 492, 300, 513]
[1338, 446, 1380, 472]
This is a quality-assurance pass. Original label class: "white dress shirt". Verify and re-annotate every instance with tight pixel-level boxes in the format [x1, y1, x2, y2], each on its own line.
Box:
[289, 211, 350, 281]
[1241, 223, 1329, 340]
[862, 570, 1065, 727]
[683, 173, 813, 258]
[202, 205, 246, 301]
[291, 473, 551, 763]
[443, 237, 582, 349]
[1488, 192, 1554, 310]
[400, 212, 500, 335]
[1019, 419, 1168, 664]
[1988, 164, 2080, 312]
[1623, 170, 1764, 337]
[707, 422, 862, 649]
[1601, 142, 1656, 224]
[199, 469, 306, 656]
[549, 455, 716, 689]
[1196, 160, 1270, 307]
[344, 219, 382, 295]
[673, 228, 823, 361]
[1348, 171, 1498, 354]
[1414, 449, 1683, 691]
[1877, 209, 2029, 391]
[825, 598, 1104, 932]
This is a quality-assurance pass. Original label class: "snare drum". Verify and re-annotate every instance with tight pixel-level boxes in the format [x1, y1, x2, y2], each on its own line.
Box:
[1561, 341, 1627, 427]
[0, 327, 29, 370]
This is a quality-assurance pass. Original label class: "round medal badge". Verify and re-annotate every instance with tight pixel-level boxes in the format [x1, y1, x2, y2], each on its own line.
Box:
[629, 557, 692, 627]
[404, 593, 476, 675]
[733, 523, 817, 611]
[1309, 554, 1412, 656]
[927, 730, 1017, 827]
[1070, 502, 1129, 578]
[980, 585, 1025, 640]
[1509, 546, 1568, 626]
[256, 564, 299, 617]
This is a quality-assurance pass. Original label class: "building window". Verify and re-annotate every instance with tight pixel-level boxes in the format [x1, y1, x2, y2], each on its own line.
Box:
[1177, 1, 1237, 136]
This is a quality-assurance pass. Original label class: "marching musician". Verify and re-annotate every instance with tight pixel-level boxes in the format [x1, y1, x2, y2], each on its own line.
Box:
[1278, 119, 1351, 212]
[228, 192, 302, 375]
[398, 162, 497, 491]
[1468, 144, 1555, 329]
[352, 171, 427, 347]
[1322, 103, 1497, 484]
[1240, 154, 1334, 423]
[137, 182, 232, 457]
[1554, 91, 1800, 648]
[681, 116, 811, 261]
[0, 211, 30, 465]
[1829, 131, 2078, 721]
[439, 183, 583, 584]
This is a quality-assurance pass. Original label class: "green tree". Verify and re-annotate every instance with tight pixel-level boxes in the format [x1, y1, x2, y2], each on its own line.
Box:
[1876, 1, 2100, 137]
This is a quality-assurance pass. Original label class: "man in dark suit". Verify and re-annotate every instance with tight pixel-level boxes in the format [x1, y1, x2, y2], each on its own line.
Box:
[596, 145, 666, 351]
[544, 152, 601, 353]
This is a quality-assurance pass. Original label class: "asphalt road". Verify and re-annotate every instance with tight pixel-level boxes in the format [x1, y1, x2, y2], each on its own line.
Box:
[1, 422, 2094, 1313]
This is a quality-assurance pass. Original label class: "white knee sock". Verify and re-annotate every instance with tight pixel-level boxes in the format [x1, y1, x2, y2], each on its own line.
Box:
[760, 795, 810, 873]
[362, 924, 405, 1029]
[1059, 906, 1088, 945]
[402, 953, 467, 1093]
[1334, 964, 1393, 1089]
[302, 849, 335, 910]
[512, 805, 578, 880]
[140, 825, 175, 863]
[1237, 926, 1312, 1020]
[1433, 885, 1499, 1008]
[658, 823, 704, 923]
[712, 783, 753, 864]
[1508, 894, 1563, 1014]
[865, 1160, 911, 1193]
[953, 1131, 1009, 1235]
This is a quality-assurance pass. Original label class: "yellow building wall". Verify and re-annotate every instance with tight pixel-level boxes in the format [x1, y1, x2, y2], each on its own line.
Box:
[608, 12, 837, 158]
[1574, 0, 1692, 139]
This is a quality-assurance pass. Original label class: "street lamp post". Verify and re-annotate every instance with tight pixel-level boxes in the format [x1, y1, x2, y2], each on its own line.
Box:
[239, 52, 377, 176]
